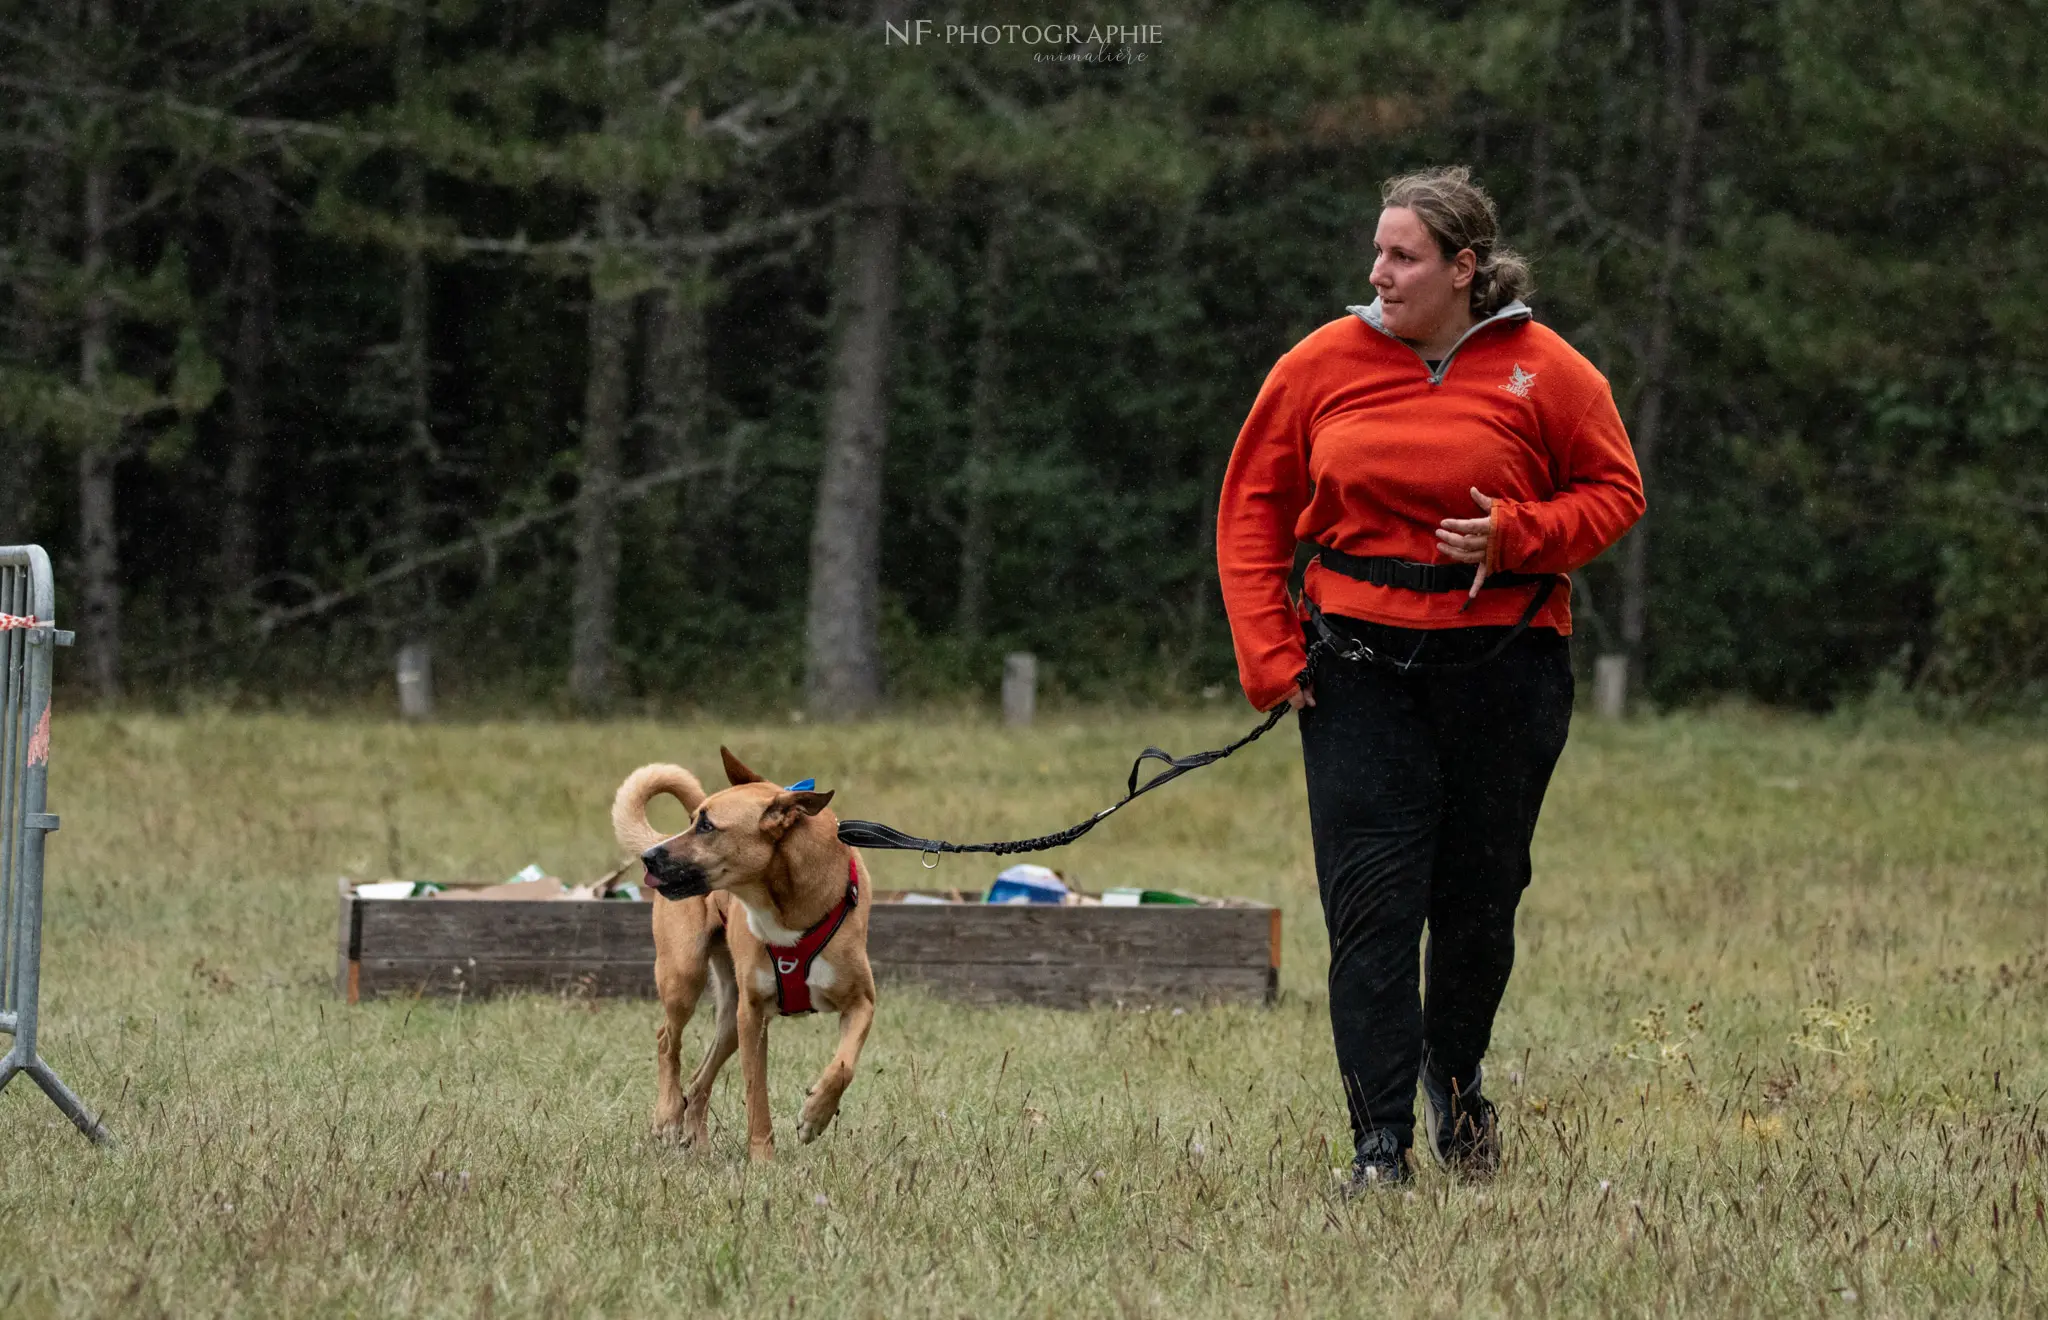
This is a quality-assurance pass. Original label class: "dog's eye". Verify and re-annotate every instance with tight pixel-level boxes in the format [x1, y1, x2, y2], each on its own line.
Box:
[694, 813, 716, 834]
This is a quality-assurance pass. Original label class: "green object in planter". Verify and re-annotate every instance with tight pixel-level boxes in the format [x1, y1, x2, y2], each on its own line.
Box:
[1102, 887, 1201, 907]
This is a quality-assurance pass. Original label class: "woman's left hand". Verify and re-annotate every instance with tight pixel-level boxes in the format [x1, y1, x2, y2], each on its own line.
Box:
[1435, 487, 1497, 599]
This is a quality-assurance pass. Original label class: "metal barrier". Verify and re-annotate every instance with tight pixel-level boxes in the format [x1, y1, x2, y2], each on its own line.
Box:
[0, 545, 107, 1142]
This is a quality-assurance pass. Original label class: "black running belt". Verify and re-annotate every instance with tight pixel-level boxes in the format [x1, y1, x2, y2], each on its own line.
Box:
[1311, 546, 1549, 592]
[1303, 575, 1558, 675]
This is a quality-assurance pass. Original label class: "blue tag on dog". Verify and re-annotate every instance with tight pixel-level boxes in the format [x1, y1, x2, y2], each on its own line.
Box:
[786, 778, 816, 792]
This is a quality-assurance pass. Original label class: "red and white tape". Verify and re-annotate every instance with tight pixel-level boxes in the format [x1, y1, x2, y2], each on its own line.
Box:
[0, 614, 41, 630]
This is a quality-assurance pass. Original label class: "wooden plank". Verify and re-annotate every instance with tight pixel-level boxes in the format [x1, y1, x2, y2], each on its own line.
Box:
[867, 905, 1270, 969]
[338, 896, 1281, 1008]
[876, 961, 1275, 1009]
[353, 898, 653, 960]
[353, 956, 1270, 1008]
[348, 898, 1272, 967]
[335, 892, 358, 999]
[355, 957, 657, 1000]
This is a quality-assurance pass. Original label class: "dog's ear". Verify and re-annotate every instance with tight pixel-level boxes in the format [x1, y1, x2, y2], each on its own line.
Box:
[757, 789, 835, 840]
[720, 746, 765, 787]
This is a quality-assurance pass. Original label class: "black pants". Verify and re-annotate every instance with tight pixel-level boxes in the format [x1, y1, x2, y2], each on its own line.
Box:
[1297, 615, 1573, 1157]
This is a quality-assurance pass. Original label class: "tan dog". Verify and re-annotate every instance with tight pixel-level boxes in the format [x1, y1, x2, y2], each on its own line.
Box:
[611, 748, 875, 1160]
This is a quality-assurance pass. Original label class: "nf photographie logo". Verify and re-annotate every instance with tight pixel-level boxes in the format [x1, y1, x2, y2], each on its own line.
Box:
[884, 20, 1164, 63]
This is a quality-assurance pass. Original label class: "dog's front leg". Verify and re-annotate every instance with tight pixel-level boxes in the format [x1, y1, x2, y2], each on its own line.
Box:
[652, 959, 708, 1143]
[797, 993, 875, 1144]
[680, 948, 738, 1149]
[735, 993, 775, 1161]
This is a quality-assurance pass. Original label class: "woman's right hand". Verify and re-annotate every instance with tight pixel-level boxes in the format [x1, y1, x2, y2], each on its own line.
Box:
[1287, 683, 1316, 711]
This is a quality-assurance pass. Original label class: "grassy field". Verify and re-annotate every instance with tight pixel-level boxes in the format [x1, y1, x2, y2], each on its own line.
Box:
[1, 704, 2045, 1316]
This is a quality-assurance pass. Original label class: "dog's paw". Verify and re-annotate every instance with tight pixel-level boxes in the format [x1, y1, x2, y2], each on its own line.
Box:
[796, 1099, 839, 1144]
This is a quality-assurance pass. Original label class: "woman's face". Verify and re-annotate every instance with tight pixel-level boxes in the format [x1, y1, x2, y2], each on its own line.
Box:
[1370, 207, 1475, 343]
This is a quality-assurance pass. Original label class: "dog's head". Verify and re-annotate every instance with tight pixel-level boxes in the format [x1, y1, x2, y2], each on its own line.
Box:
[640, 747, 836, 900]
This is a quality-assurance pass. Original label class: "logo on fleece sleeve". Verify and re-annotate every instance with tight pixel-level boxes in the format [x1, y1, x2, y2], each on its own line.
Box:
[1499, 364, 1538, 398]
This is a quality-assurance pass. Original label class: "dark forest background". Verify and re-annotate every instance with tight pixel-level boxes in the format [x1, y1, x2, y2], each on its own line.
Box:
[2, 0, 2042, 718]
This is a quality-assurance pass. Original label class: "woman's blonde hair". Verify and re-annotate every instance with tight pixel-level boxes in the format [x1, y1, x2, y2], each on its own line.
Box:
[1379, 166, 1533, 317]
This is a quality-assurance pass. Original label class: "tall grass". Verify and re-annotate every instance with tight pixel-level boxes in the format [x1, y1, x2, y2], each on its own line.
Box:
[1, 707, 2044, 1315]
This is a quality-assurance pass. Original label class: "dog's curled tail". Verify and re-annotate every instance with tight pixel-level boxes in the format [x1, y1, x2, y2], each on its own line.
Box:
[612, 763, 707, 855]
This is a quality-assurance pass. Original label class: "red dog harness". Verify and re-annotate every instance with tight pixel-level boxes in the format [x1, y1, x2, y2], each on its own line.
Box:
[769, 854, 860, 1016]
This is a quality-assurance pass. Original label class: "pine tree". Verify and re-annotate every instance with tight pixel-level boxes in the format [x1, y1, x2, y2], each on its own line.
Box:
[0, 0, 245, 696]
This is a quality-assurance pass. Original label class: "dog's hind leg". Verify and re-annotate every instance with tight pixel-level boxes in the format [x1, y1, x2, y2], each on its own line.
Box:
[797, 994, 875, 1144]
[679, 943, 739, 1150]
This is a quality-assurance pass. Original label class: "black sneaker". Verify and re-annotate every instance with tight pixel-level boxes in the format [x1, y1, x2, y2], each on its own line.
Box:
[1338, 1129, 1412, 1196]
[1421, 1060, 1500, 1177]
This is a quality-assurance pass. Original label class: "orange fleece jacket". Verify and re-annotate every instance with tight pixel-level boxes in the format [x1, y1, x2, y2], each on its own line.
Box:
[1216, 305, 1645, 711]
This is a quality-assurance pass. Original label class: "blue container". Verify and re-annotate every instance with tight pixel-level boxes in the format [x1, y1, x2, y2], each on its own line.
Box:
[985, 864, 1068, 905]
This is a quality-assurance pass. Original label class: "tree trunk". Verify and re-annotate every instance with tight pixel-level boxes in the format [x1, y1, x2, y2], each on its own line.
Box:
[393, 2, 434, 650]
[1615, 0, 1708, 706]
[0, 152, 65, 546]
[0, 436, 36, 548]
[570, 188, 632, 711]
[568, 1, 640, 712]
[218, 181, 273, 605]
[642, 177, 710, 557]
[804, 123, 906, 719]
[396, 189, 432, 618]
[956, 204, 1011, 644]
[77, 24, 120, 700]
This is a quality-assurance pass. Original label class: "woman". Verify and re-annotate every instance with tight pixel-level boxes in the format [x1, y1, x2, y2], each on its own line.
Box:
[1215, 166, 1644, 1189]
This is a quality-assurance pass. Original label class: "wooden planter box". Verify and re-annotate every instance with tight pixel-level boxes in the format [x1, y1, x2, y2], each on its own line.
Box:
[337, 891, 1279, 1010]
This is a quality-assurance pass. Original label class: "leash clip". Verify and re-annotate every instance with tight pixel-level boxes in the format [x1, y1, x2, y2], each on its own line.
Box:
[919, 849, 940, 870]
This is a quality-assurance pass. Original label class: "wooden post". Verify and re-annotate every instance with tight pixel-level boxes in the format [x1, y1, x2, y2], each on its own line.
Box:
[1002, 651, 1036, 727]
[396, 642, 434, 721]
[1594, 653, 1628, 719]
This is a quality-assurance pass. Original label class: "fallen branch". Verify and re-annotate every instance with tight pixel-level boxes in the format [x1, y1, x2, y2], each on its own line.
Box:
[440, 203, 841, 261]
[249, 447, 739, 635]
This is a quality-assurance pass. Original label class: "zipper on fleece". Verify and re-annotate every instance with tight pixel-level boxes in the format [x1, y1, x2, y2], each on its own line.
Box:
[1345, 299, 1532, 386]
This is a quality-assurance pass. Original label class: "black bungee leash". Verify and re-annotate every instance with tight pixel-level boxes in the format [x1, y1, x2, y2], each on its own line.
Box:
[834, 702, 1291, 864]
[836, 565, 1561, 864]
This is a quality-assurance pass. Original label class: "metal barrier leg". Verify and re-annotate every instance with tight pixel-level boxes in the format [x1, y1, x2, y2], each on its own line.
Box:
[23, 1057, 110, 1143]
